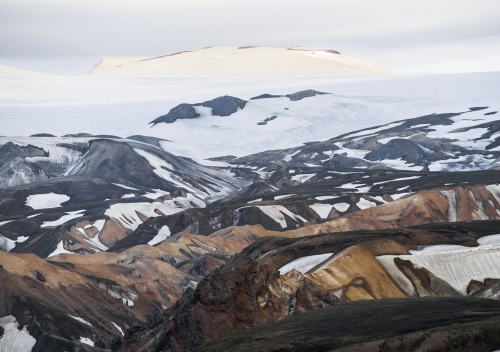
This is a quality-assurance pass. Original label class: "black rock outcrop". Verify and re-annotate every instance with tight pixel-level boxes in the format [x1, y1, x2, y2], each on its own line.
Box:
[365, 139, 432, 165]
[150, 96, 247, 125]
[150, 103, 200, 125]
[194, 95, 247, 116]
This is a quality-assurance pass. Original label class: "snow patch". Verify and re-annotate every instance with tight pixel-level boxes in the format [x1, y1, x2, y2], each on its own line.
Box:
[332, 203, 350, 212]
[148, 225, 171, 246]
[279, 253, 334, 274]
[309, 203, 334, 219]
[315, 195, 338, 200]
[47, 241, 73, 257]
[113, 183, 139, 190]
[0, 220, 13, 227]
[378, 234, 500, 295]
[112, 322, 124, 336]
[26, 193, 70, 209]
[79, 337, 94, 347]
[68, 315, 92, 326]
[0, 234, 16, 252]
[41, 210, 85, 228]
[0, 315, 36, 352]
[274, 194, 296, 200]
[357, 198, 377, 209]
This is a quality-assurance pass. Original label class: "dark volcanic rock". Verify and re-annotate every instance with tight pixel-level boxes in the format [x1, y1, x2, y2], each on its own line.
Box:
[365, 139, 432, 164]
[198, 297, 500, 352]
[286, 90, 329, 101]
[0, 142, 49, 187]
[150, 104, 200, 125]
[0, 142, 48, 162]
[29, 133, 56, 137]
[68, 139, 174, 190]
[62, 133, 93, 137]
[250, 94, 283, 100]
[250, 90, 329, 101]
[195, 96, 247, 116]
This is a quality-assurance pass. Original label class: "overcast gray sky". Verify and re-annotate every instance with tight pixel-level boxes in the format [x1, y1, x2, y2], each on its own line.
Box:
[1, 0, 499, 74]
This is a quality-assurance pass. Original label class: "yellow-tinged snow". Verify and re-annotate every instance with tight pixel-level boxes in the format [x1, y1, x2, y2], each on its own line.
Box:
[87, 57, 148, 73]
[0, 64, 47, 77]
[88, 46, 391, 77]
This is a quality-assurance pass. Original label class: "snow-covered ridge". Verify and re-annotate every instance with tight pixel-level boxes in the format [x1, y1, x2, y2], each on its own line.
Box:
[87, 46, 391, 77]
[279, 253, 334, 274]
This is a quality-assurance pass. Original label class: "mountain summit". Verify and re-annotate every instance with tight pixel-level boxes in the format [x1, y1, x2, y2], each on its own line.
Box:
[87, 46, 391, 77]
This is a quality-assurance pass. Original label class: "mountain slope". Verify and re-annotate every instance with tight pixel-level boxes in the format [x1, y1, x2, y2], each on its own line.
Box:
[87, 46, 391, 77]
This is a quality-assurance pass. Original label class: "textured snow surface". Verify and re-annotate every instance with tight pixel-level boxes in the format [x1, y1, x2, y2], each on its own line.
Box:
[41, 210, 85, 228]
[0, 315, 36, 352]
[377, 234, 500, 295]
[2, 72, 499, 160]
[25, 193, 70, 209]
[279, 253, 334, 275]
[148, 225, 171, 246]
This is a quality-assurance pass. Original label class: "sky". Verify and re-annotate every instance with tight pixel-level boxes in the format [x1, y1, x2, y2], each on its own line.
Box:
[0, 0, 499, 74]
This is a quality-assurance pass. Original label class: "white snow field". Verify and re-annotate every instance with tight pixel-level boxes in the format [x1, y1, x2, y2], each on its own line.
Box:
[0, 63, 499, 161]
[279, 253, 335, 275]
[26, 193, 70, 209]
[0, 315, 36, 352]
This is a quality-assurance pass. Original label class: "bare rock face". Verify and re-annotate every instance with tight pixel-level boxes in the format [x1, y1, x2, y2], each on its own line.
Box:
[68, 139, 172, 190]
[118, 221, 500, 352]
[150, 95, 247, 125]
[150, 104, 200, 125]
[118, 253, 339, 352]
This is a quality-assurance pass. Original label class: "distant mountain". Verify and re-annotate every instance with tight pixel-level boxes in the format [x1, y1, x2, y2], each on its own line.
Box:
[0, 64, 47, 76]
[87, 46, 391, 77]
